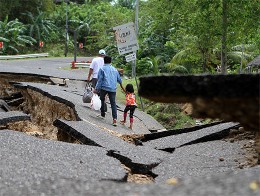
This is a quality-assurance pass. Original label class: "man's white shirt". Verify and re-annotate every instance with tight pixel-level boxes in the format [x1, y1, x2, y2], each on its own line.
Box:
[90, 57, 104, 78]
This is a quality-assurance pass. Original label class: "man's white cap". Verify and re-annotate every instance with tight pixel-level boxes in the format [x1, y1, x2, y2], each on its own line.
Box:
[99, 49, 106, 55]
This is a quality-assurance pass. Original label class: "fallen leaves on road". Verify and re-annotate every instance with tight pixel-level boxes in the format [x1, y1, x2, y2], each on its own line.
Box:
[166, 178, 179, 185]
[249, 180, 260, 192]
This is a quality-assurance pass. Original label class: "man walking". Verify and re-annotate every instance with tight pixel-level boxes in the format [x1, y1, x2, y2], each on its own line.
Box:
[87, 49, 106, 88]
[95, 56, 125, 126]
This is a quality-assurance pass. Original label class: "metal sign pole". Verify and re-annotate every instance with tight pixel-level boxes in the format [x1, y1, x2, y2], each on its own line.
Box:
[65, 0, 69, 57]
[74, 30, 77, 63]
[135, 0, 139, 36]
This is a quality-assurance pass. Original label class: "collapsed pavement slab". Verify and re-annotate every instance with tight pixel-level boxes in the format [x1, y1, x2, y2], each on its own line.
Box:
[0, 130, 126, 186]
[152, 140, 248, 183]
[141, 121, 222, 142]
[0, 111, 30, 125]
[139, 74, 260, 131]
[0, 99, 11, 111]
[142, 122, 239, 151]
[54, 119, 168, 173]
[13, 82, 83, 108]
[14, 82, 153, 135]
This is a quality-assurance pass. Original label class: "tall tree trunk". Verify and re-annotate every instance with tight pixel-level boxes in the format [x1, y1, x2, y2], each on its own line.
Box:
[202, 51, 206, 73]
[221, 0, 227, 74]
[240, 43, 244, 73]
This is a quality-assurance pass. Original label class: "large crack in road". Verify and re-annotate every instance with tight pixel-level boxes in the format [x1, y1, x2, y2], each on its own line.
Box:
[0, 72, 258, 185]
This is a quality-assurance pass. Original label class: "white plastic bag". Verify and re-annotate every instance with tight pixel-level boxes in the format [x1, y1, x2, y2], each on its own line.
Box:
[91, 94, 101, 110]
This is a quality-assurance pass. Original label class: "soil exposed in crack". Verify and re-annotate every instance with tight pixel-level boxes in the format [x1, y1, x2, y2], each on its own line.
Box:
[19, 88, 77, 140]
[224, 126, 259, 167]
[120, 134, 144, 145]
[123, 165, 154, 184]
[0, 74, 49, 97]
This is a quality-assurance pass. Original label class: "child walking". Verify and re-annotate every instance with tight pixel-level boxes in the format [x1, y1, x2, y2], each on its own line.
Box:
[120, 84, 137, 129]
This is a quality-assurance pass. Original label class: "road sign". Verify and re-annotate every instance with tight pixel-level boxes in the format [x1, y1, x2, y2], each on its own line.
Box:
[39, 41, 44, 47]
[125, 53, 136, 62]
[0, 42, 3, 49]
[79, 43, 83, 48]
[113, 22, 139, 55]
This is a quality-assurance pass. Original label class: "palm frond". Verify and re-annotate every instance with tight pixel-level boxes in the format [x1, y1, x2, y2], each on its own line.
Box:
[231, 44, 256, 52]
[227, 51, 254, 62]
[171, 65, 189, 74]
[8, 45, 19, 53]
[170, 48, 193, 65]
[0, 37, 9, 42]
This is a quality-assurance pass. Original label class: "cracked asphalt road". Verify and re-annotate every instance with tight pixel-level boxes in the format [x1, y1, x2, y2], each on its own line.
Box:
[0, 57, 259, 195]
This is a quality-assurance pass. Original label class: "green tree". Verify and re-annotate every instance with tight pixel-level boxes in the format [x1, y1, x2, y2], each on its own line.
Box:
[138, 0, 175, 58]
[221, 0, 228, 74]
[0, 0, 20, 21]
[115, 0, 136, 9]
[148, 55, 162, 74]
[50, 1, 133, 54]
[0, 17, 36, 54]
[0, 0, 54, 22]
[89, 2, 133, 49]
[23, 9, 57, 43]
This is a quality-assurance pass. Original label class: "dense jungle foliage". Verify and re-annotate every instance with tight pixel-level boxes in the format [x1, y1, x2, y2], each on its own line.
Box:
[0, 0, 259, 129]
[0, 0, 259, 74]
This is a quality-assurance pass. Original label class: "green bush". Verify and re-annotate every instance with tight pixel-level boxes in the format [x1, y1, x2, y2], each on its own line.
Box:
[174, 113, 196, 129]
[136, 57, 153, 76]
[145, 102, 196, 130]
[48, 45, 64, 57]
[154, 112, 176, 129]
